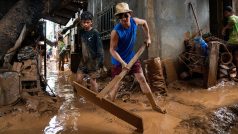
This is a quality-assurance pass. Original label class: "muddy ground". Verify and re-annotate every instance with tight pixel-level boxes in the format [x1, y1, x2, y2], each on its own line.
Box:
[1, 59, 238, 134]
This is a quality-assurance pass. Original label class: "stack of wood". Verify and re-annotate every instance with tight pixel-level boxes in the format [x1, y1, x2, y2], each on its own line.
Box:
[219, 63, 236, 80]
[204, 36, 237, 81]
[180, 33, 236, 82]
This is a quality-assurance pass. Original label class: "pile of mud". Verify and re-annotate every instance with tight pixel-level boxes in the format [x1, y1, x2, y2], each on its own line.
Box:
[0, 91, 60, 117]
[176, 104, 238, 134]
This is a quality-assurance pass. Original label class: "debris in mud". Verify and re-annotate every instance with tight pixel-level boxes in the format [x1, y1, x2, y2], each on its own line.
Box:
[175, 104, 238, 134]
[0, 91, 60, 118]
[175, 116, 211, 134]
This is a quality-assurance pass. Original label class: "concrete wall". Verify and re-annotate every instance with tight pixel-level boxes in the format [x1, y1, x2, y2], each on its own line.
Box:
[154, 0, 210, 60]
[87, 0, 210, 66]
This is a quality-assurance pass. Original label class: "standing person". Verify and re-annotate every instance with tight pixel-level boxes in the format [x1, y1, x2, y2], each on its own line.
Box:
[76, 11, 104, 93]
[222, 6, 238, 68]
[108, 2, 166, 113]
[57, 36, 66, 71]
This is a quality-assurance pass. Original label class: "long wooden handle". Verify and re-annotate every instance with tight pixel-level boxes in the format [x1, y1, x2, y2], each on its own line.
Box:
[189, 2, 202, 36]
[97, 44, 146, 99]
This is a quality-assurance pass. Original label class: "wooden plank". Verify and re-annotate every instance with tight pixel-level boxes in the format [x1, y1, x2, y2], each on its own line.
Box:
[97, 45, 146, 99]
[204, 41, 219, 88]
[73, 81, 144, 132]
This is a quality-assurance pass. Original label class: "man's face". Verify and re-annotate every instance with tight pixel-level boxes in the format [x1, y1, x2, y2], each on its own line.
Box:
[224, 11, 232, 18]
[81, 20, 92, 31]
[118, 12, 131, 27]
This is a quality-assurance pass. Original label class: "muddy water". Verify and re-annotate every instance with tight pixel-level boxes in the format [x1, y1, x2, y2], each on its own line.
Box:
[45, 69, 238, 134]
[1, 58, 238, 134]
[43, 60, 134, 134]
[168, 80, 238, 134]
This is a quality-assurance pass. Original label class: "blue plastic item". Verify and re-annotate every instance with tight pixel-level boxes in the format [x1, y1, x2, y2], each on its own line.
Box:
[194, 36, 208, 56]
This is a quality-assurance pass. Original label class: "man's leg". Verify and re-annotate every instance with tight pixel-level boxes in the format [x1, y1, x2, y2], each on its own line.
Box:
[107, 65, 121, 101]
[89, 78, 98, 93]
[108, 81, 120, 101]
[61, 55, 65, 71]
[88, 71, 99, 93]
[58, 58, 61, 71]
[134, 70, 166, 114]
[76, 71, 84, 84]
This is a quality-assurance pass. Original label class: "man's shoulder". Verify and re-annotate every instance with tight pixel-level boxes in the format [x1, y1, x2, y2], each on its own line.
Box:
[91, 28, 100, 34]
[229, 15, 238, 21]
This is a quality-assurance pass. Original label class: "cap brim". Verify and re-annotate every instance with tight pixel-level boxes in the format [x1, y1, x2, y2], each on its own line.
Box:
[114, 10, 132, 16]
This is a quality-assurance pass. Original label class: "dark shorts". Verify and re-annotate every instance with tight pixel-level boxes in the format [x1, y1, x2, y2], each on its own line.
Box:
[111, 60, 142, 77]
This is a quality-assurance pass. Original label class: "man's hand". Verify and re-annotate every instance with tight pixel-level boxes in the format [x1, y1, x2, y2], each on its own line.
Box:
[144, 38, 151, 47]
[121, 62, 129, 70]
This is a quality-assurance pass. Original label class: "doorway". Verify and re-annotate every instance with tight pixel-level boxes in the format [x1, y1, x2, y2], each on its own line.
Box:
[209, 0, 233, 38]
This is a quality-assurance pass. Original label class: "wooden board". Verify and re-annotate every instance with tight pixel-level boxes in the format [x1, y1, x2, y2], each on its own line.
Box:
[73, 81, 144, 132]
[204, 41, 219, 88]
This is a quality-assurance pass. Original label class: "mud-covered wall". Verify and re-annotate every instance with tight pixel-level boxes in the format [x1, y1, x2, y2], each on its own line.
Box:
[87, 0, 210, 66]
[155, 0, 210, 60]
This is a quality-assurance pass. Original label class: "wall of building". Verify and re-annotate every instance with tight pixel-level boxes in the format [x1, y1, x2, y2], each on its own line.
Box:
[87, 0, 210, 67]
[154, 0, 210, 60]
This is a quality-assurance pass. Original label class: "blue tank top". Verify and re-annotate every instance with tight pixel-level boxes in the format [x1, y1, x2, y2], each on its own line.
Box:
[111, 18, 137, 65]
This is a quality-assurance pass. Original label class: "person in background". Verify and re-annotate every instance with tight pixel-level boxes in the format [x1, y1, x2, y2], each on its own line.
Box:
[75, 11, 104, 93]
[57, 36, 66, 71]
[108, 2, 166, 113]
[222, 6, 238, 69]
[46, 46, 52, 60]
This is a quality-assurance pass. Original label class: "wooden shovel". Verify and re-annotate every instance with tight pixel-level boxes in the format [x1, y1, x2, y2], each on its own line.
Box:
[97, 44, 146, 99]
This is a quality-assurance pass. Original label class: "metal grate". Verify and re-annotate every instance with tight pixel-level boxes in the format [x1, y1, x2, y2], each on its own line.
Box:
[97, 6, 115, 40]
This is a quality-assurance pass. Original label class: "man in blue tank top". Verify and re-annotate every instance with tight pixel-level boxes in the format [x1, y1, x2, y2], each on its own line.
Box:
[108, 2, 166, 113]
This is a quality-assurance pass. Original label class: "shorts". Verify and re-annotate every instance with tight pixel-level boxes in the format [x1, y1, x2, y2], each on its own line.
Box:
[111, 60, 142, 78]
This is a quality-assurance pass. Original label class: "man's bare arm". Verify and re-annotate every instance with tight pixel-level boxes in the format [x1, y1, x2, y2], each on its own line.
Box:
[61, 18, 81, 34]
[222, 22, 234, 36]
[133, 18, 151, 46]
